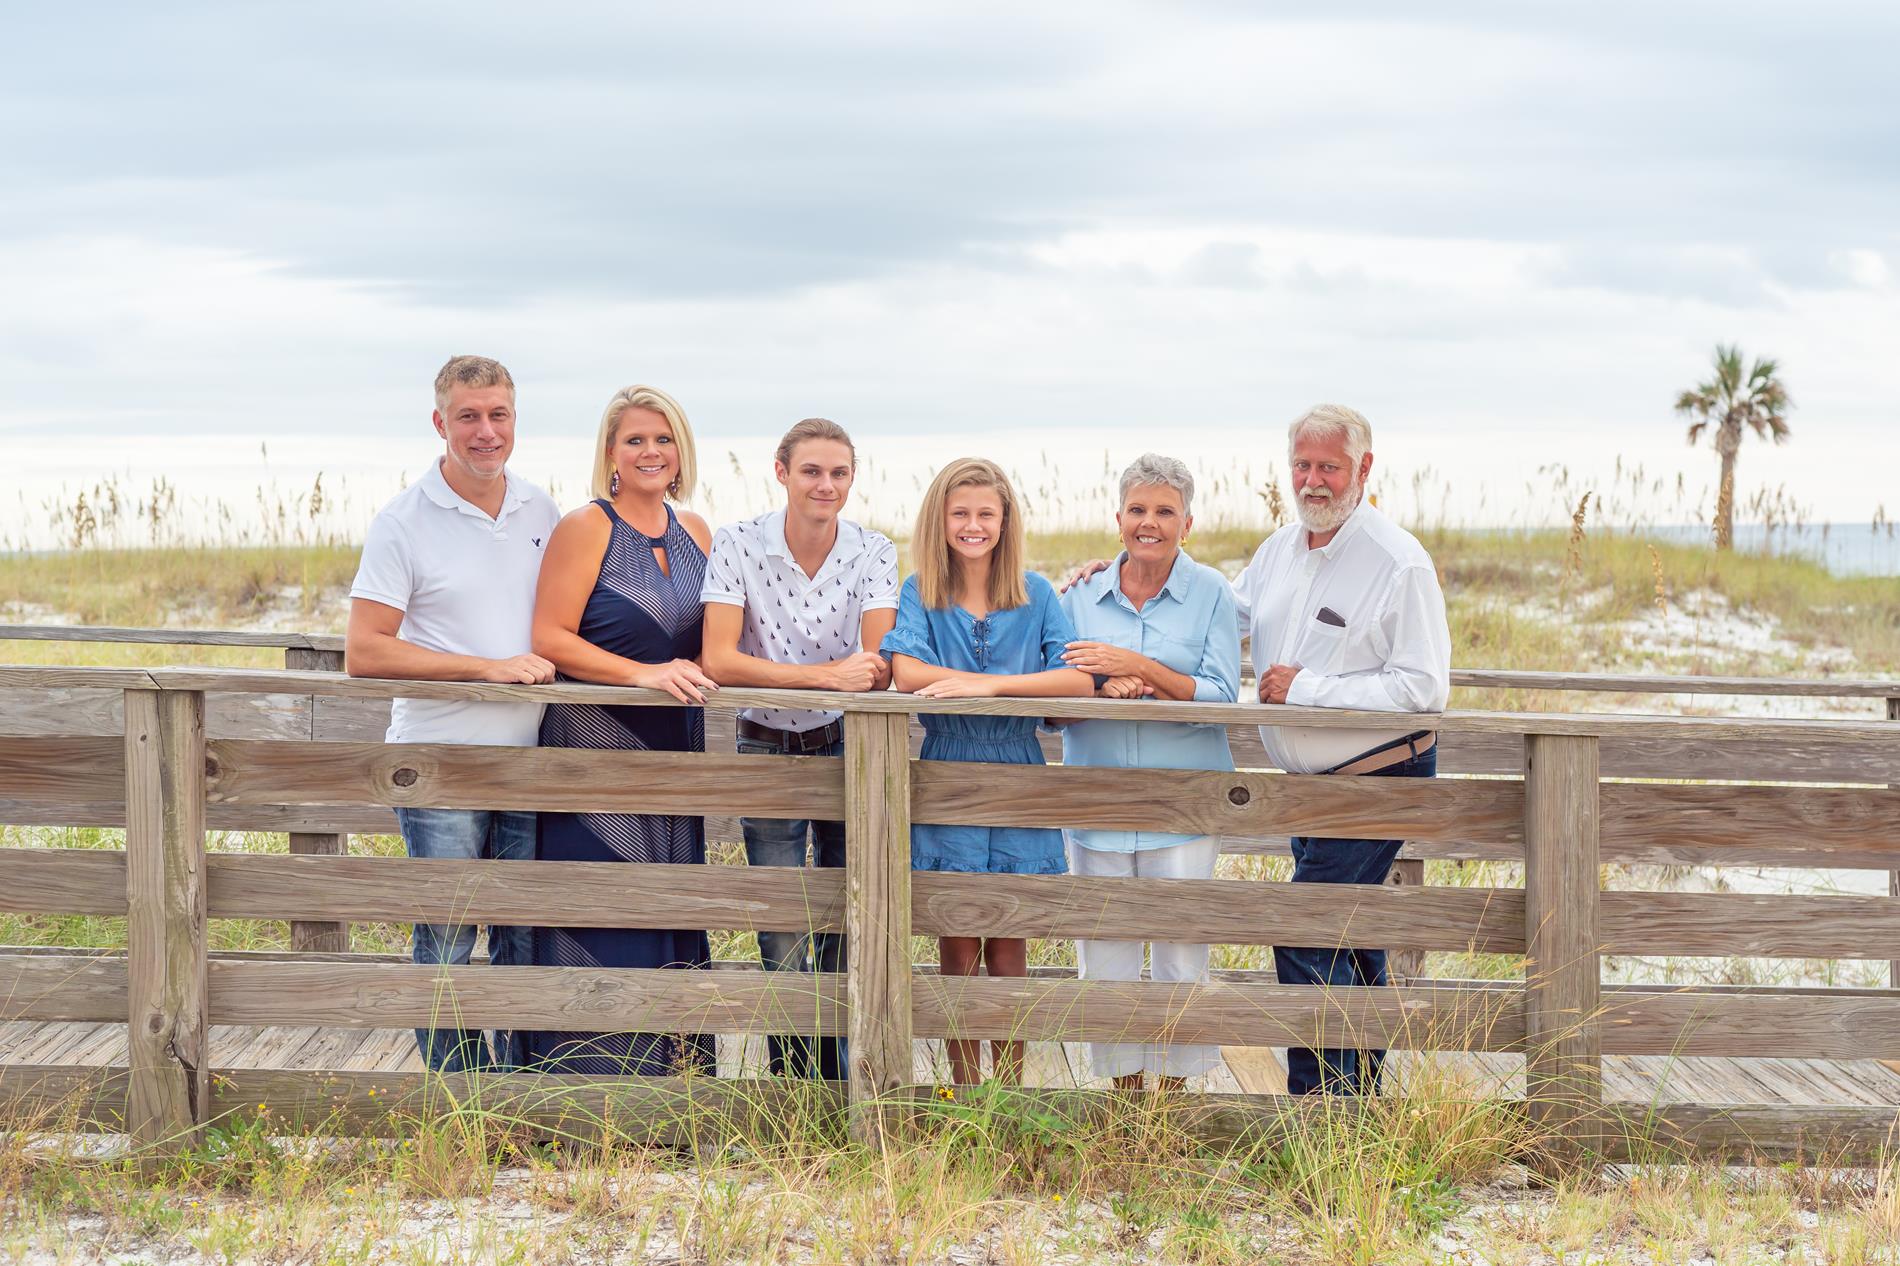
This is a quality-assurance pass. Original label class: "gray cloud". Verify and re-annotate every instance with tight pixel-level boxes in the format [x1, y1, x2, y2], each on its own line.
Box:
[5, 2, 1897, 307]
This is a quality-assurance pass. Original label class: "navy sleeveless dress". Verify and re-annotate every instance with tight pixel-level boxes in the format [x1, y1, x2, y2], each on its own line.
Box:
[526, 500, 715, 1076]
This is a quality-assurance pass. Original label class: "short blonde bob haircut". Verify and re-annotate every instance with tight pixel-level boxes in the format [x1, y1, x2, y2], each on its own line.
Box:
[910, 457, 1028, 612]
[590, 385, 698, 503]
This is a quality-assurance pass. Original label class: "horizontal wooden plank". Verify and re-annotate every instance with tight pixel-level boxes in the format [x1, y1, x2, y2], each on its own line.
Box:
[1452, 669, 1900, 699]
[911, 760, 1524, 844]
[205, 739, 844, 818]
[125, 667, 1900, 743]
[207, 855, 845, 931]
[0, 686, 317, 741]
[307, 700, 1900, 785]
[0, 666, 158, 691]
[0, 799, 398, 835]
[14, 626, 1890, 696]
[11, 1058, 1897, 1166]
[0, 735, 124, 802]
[205, 1069, 839, 1142]
[1600, 784, 1900, 867]
[0, 624, 341, 651]
[911, 976, 1525, 1052]
[208, 961, 847, 1034]
[1600, 1103, 1900, 1165]
[1602, 989, 1900, 1058]
[911, 872, 1524, 951]
[0, 848, 128, 915]
[0, 1063, 129, 1128]
[1602, 892, 1900, 959]
[1437, 729, 1900, 786]
[0, 954, 128, 1021]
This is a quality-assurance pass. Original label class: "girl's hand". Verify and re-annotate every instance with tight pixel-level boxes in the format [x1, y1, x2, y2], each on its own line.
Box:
[1062, 641, 1145, 679]
[913, 675, 997, 699]
[632, 658, 719, 704]
[1097, 674, 1152, 699]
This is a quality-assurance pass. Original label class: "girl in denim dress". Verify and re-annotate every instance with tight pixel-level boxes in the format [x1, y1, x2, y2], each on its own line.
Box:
[880, 457, 1096, 1085]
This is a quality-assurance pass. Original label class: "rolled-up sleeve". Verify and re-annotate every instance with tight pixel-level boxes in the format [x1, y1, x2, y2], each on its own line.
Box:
[1283, 565, 1450, 713]
[1191, 581, 1242, 704]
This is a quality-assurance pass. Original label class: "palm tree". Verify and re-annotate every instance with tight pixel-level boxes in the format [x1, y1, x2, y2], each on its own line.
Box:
[1674, 343, 1793, 550]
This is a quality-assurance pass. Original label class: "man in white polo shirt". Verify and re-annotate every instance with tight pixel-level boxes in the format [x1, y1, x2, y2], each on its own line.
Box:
[1234, 403, 1451, 1097]
[345, 354, 561, 1074]
[700, 417, 899, 1081]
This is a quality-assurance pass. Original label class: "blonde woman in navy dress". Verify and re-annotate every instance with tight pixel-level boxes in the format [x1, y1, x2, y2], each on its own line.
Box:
[526, 385, 721, 1075]
[880, 458, 1097, 1086]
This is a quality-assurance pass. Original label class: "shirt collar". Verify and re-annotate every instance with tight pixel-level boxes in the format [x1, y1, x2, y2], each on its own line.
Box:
[419, 458, 524, 522]
[763, 509, 862, 578]
[1099, 548, 1194, 605]
[1306, 499, 1372, 559]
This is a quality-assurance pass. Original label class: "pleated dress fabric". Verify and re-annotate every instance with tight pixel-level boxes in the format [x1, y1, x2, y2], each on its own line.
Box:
[525, 500, 715, 1076]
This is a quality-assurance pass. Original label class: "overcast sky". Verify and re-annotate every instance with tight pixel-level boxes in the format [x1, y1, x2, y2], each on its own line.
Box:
[5, 1, 1898, 536]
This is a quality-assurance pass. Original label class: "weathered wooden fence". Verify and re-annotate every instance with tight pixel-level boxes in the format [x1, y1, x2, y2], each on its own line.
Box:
[2, 625, 1900, 1171]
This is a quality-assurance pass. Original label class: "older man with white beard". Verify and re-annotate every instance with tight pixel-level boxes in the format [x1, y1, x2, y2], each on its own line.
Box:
[1234, 403, 1451, 1097]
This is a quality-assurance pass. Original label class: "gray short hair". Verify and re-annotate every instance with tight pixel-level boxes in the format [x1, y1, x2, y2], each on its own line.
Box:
[1288, 403, 1373, 466]
[434, 355, 514, 413]
[1118, 453, 1195, 517]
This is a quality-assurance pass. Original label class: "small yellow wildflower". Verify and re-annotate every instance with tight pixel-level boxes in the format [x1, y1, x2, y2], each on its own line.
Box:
[935, 1085, 955, 1101]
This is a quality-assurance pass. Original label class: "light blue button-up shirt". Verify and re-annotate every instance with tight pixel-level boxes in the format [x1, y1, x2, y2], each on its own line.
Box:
[1059, 550, 1241, 853]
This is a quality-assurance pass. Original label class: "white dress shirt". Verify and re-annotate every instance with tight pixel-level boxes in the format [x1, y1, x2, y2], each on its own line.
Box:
[700, 509, 900, 732]
[1231, 500, 1450, 774]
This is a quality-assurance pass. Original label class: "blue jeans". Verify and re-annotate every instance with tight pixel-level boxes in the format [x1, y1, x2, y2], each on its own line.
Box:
[1274, 746, 1437, 1096]
[738, 735, 848, 1081]
[393, 807, 535, 1073]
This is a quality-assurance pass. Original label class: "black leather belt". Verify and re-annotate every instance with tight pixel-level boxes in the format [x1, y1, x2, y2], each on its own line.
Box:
[736, 717, 845, 754]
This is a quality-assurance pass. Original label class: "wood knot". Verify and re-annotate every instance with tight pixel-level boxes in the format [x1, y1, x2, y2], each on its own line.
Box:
[1227, 785, 1251, 806]
[392, 768, 419, 788]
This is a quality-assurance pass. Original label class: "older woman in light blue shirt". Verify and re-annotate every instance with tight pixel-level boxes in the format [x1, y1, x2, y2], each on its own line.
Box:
[1059, 453, 1241, 1091]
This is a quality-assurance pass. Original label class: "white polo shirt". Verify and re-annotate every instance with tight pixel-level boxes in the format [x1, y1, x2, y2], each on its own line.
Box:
[1231, 500, 1451, 774]
[349, 460, 562, 746]
[700, 509, 900, 732]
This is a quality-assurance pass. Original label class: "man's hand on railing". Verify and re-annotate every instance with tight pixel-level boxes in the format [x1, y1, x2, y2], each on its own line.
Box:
[822, 651, 890, 693]
[476, 654, 558, 685]
[1258, 663, 1301, 705]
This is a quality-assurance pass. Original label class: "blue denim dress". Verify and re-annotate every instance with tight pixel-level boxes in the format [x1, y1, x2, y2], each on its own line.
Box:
[879, 572, 1078, 874]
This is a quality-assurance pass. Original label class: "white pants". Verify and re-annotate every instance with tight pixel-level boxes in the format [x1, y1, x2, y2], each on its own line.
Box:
[1067, 834, 1224, 1080]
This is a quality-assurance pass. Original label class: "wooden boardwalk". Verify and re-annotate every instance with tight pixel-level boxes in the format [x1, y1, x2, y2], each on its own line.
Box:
[7, 1020, 1898, 1108]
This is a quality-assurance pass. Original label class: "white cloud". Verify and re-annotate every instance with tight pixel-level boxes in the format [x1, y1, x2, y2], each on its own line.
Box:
[3, 2, 1898, 534]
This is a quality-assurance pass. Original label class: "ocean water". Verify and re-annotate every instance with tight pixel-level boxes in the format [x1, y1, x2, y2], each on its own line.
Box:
[1641, 523, 1900, 577]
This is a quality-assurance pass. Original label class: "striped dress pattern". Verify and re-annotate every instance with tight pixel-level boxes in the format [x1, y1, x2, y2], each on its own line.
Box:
[525, 500, 715, 1076]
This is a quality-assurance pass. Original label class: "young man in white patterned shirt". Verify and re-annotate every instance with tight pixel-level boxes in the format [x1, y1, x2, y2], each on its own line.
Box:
[699, 418, 899, 1080]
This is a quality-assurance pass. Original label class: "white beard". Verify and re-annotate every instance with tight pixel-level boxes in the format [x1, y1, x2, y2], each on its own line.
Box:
[1295, 480, 1362, 535]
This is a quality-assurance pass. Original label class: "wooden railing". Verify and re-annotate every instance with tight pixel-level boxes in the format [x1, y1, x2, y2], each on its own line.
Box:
[1, 628, 1899, 1171]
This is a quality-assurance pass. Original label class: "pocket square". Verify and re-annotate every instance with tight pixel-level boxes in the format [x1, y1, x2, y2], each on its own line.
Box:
[1315, 606, 1347, 628]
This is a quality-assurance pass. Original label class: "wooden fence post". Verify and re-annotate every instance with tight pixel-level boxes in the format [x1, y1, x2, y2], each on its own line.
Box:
[844, 709, 913, 1148]
[1523, 732, 1602, 1177]
[1886, 697, 1900, 990]
[285, 646, 349, 953]
[125, 687, 208, 1154]
[1386, 855, 1427, 982]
